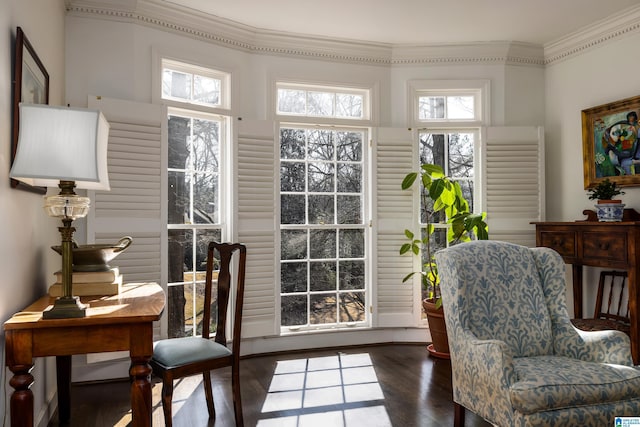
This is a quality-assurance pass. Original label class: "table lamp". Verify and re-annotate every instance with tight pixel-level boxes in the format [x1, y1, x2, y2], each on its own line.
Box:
[10, 103, 110, 319]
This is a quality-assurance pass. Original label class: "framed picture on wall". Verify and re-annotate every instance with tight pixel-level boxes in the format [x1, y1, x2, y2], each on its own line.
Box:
[582, 94, 640, 189]
[11, 26, 49, 194]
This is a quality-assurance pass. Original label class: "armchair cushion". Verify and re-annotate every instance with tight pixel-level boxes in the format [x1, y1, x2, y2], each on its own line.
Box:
[510, 355, 640, 414]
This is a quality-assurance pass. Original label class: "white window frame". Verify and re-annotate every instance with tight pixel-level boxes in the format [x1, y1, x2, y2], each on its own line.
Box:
[159, 57, 233, 338]
[275, 80, 373, 333]
[408, 79, 489, 324]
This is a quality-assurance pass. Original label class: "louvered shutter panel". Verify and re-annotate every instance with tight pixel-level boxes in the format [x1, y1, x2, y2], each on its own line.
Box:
[236, 120, 278, 338]
[483, 126, 545, 246]
[375, 128, 418, 327]
[87, 96, 164, 285]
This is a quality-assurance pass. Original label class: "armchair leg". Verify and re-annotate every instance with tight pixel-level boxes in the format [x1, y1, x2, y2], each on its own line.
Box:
[454, 402, 465, 427]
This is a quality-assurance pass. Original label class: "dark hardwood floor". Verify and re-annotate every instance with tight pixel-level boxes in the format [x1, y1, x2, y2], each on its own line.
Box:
[47, 344, 492, 427]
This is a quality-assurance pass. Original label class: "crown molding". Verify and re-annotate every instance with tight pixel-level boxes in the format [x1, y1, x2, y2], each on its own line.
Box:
[66, 0, 638, 67]
[544, 4, 640, 66]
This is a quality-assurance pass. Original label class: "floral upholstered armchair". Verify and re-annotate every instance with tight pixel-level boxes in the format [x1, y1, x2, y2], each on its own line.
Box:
[435, 240, 640, 427]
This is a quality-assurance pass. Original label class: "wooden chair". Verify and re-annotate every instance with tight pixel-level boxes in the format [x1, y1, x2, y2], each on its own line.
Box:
[151, 242, 247, 427]
[571, 270, 630, 336]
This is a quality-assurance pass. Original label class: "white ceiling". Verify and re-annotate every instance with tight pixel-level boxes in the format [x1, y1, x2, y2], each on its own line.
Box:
[163, 0, 640, 46]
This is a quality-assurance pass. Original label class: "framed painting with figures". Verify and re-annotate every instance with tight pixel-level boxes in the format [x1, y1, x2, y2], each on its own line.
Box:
[582, 94, 640, 189]
[11, 26, 49, 194]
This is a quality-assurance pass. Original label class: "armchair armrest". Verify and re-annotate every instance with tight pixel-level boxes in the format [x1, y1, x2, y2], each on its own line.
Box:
[554, 322, 634, 365]
[450, 329, 517, 420]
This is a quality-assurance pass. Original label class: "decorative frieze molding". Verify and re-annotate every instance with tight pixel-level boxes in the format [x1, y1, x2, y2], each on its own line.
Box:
[65, 0, 640, 67]
[544, 4, 640, 66]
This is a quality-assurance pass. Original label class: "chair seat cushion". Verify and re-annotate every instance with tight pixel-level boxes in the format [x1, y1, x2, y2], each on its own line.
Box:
[510, 355, 640, 414]
[152, 336, 232, 368]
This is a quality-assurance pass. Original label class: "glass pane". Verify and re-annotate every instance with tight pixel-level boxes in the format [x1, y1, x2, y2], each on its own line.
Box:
[308, 130, 333, 160]
[419, 96, 444, 120]
[459, 179, 474, 212]
[280, 128, 306, 160]
[191, 118, 220, 172]
[421, 227, 447, 267]
[195, 229, 221, 274]
[337, 164, 361, 192]
[310, 229, 336, 259]
[167, 283, 186, 338]
[336, 131, 362, 161]
[339, 261, 364, 290]
[193, 280, 219, 336]
[310, 262, 337, 291]
[193, 173, 218, 224]
[339, 292, 365, 322]
[281, 162, 306, 192]
[162, 69, 191, 100]
[308, 162, 334, 192]
[419, 132, 446, 167]
[448, 133, 474, 178]
[339, 229, 364, 258]
[307, 91, 334, 116]
[308, 195, 334, 224]
[278, 89, 306, 114]
[310, 294, 336, 324]
[168, 170, 188, 224]
[193, 75, 220, 106]
[337, 195, 361, 224]
[336, 94, 363, 118]
[281, 295, 307, 326]
[183, 281, 196, 334]
[168, 229, 191, 282]
[281, 230, 307, 260]
[281, 194, 306, 224]
[447, 96, 474, 119]
[281, 262, 308, 293]
[168, 115, 191, 169]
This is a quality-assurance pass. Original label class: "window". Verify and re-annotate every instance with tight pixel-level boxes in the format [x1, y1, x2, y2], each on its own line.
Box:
[277, 83, 368, 120]
[410, 81, 487, 319]
[277, 82, 370, 331]
[163, 59, 231, 338]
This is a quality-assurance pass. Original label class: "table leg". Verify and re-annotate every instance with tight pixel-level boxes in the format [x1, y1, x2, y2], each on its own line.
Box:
[56, 355, 72, 422]
[8, 363, 34, 427]
[129, 355, 153, 427]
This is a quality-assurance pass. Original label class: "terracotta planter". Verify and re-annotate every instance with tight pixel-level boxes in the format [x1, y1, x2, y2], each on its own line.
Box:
[422, 298, 450, 359]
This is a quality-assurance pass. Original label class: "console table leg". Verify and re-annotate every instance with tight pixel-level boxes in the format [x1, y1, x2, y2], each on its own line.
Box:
[9, 363, 34, 427]
[572, 265, 583, 319]
[129, 356, 153, 427]
[56, 355, 72, 423]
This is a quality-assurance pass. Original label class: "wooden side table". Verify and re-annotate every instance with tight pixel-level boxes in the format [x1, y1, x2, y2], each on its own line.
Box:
[534, 209, 640, 364]
[4, 282, 165, 427]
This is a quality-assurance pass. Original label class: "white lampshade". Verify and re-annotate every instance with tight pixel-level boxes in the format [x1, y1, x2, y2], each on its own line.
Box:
[10, 103, 110, 191]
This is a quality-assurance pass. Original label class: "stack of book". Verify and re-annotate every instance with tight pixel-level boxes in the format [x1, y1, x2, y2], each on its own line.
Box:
[48, 267, 123, 297]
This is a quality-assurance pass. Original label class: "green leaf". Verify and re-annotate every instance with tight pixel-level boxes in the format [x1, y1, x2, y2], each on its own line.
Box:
[429, 178, 446, 200]
[404, 229, 414, 239]
[401, 172, 418, 190]
[422, 164, 444, 177]
[400, 243, 412, 254]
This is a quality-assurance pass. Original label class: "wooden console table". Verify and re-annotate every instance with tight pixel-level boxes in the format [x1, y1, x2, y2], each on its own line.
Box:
[4, 282, 165, 427]
[534, 209, 640, 364]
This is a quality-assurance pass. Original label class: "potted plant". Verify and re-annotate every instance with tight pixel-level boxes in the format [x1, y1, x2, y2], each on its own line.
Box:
[400, 163, 488, 358]
[587, 178, 625, 222]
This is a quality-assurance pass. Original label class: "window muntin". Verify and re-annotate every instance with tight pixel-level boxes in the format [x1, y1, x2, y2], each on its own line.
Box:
[163, 59, 230, 339]
[277, 84, 366, 119]
[280, 126, 367, 329]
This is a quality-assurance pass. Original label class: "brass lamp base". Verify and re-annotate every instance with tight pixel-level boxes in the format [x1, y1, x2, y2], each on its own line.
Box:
[43, 296, 87, 319]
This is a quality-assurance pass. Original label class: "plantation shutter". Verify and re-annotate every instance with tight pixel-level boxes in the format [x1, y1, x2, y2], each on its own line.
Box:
[482, 126, 545, 247]
[79, 96, 164, 379]
[87, 96, 165, 287]
[236, 119, 278, 338]
[374, 127, 418, 327]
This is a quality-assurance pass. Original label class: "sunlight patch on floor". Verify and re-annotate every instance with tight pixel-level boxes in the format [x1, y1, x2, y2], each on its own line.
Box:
[257, 353, 392, 427]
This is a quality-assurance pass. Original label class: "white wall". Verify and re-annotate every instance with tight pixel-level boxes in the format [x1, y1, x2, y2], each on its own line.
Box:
[545, 34, 640, 316]
[1, 1, 66, 425]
